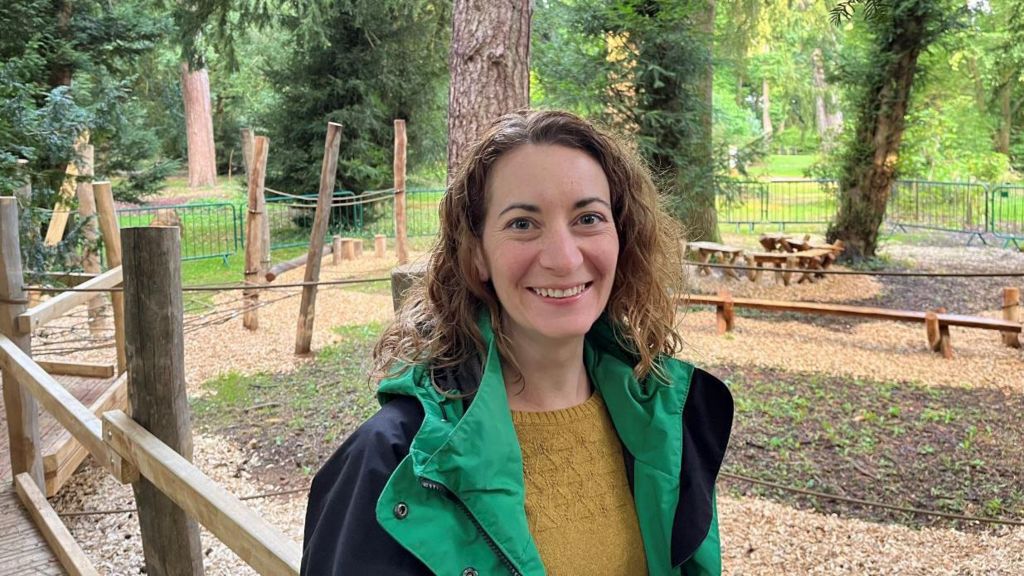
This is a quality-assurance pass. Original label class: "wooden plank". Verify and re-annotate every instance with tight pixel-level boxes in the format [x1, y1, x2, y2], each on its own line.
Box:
[394, 119, 409, 265]
[43, 372, 128, 496]
[43, 157, 80, 247]
[35, 361, 115, 379]
[295, 122, 342, 355]
[0, 484, 64, 575]
[103, 411, 302, 576]
[0, 196, 45, 488]
[681, 295, 1022, 332]
[0, 335, 107, 471]
[14, 473, 99, 576]
[16, 267, 122, 334]
[92, 182, 126, 374]
[121, 226, 204, 574]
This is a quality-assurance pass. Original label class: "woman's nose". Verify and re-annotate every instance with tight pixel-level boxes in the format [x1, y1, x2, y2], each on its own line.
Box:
[539, 226, 584, 273]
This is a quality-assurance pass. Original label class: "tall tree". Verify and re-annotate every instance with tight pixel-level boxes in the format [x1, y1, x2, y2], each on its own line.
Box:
[447, 0, 531, 179]
[827, 0, 962, 259]
[180, 58, 217, 187]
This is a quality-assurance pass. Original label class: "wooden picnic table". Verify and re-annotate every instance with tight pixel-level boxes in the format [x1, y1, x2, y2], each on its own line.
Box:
[790, 248, 832, 283]
[687, 241, 744, 279]
[742, 252, 796, 285]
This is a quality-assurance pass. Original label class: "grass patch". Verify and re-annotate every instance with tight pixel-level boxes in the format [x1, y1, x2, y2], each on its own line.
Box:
[747, 154, 817, 178]
[191, 322, 385, 478]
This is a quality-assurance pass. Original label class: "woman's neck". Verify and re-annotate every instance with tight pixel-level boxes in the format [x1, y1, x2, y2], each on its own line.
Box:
[503, 333, 591, 412]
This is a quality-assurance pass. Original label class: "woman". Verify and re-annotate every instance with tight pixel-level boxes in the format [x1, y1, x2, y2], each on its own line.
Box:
[301, 110, 733, 576]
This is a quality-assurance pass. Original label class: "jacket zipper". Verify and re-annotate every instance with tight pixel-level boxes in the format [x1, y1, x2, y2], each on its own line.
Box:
[420, 478, 523, 576]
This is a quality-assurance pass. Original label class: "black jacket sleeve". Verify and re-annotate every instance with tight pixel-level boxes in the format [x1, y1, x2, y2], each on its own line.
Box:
[300, 396, 432, 576]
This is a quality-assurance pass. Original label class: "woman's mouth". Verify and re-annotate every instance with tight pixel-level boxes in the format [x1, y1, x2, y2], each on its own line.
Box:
[529, 282, 591, 299]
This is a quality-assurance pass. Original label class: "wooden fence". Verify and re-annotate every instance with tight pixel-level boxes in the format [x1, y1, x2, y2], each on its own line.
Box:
[1, 197, 300, 575]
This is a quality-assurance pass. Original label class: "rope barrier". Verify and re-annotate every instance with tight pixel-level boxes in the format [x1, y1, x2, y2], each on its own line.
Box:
[25, 276, 393, 294]
[687, 261, 1024, 278]
[721, 471, 1024, 527]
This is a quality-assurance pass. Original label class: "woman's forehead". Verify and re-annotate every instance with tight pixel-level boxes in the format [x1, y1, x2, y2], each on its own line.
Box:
[484, 144, 610, 212]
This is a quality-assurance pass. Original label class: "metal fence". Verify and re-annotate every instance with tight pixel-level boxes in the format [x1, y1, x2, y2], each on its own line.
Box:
[115, 202, 238, 262]
[716, 178, 1024, 246]
[76, 179, 1022, 264]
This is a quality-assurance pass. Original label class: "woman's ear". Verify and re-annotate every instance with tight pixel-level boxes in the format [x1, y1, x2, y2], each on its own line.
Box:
[473, 243, 490, 283]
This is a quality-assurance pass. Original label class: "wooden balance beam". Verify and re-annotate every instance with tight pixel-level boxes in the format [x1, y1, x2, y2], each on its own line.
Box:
[680, 292, 1022, 359]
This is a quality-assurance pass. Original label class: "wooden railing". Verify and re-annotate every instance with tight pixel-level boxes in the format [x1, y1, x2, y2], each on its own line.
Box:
[1, 196, 301, 575]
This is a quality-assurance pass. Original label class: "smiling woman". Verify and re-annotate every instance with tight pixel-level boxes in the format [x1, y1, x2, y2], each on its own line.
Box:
[301, 110, 735, 576]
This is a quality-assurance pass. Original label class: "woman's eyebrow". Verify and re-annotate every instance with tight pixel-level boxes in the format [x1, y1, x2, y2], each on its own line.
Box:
[497, 197, 611, 217]
[498, 202, 540, 216]
[574, 197, 611, 210]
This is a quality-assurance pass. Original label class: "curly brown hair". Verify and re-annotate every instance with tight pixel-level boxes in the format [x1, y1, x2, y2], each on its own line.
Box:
[371, 109, 684, 389]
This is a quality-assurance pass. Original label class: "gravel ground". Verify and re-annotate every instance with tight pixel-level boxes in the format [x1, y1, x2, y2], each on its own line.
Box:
[27, 239, 1024, 574]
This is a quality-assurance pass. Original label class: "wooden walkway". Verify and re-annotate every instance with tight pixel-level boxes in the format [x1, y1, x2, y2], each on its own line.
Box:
[0, 483, 64, 575]
[1, 372, 119, 575]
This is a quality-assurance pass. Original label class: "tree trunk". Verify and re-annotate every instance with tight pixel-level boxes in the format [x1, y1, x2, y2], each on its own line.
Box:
[49, 0, 73, 88]
[181, 61, 218, 188]
[447, 0, 531, 180]
[761, 77, 773, 138]
[829, 6, 932, 260]
[996, 77, 1012, 155]
[812, 47, 842, 150]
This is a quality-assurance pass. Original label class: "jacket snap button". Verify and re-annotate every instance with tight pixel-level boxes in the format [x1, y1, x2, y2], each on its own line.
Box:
[461, 568, 478, 576]
[393, 502, 409, 520]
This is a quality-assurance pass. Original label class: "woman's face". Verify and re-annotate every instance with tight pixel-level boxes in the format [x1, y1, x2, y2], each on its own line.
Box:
[474, 143, 619, 347]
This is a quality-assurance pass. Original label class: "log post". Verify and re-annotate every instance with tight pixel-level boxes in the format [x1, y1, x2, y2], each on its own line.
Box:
[0, 197, 45, 488]
[375, 234, 386, 258]
[295, 122, 342, 355]
[1003, 287, 1021, 348]
[75, 145, 104, 335]
[121, 226, 205, 575]
[342, 238, 356, 261]
[354, 239, 364, 258]
[94, 182, 127, 374]
[240, 128, 254, 180]
[716, 287, 735, 334]
[332, 236, 343, 266]
[243, 136, 269, 331]
[394, 119, 408, 265]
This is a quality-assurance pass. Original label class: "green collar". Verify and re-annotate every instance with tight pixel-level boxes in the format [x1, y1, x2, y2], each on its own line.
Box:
[376, 313, 691, 575]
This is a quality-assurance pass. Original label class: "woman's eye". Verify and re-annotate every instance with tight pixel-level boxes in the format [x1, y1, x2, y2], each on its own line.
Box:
[577, 213, 606, 226]
[509, 218, 533, 230]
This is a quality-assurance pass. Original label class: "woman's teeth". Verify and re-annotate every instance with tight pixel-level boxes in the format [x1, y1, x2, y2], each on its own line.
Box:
[532, 284, 586, 298]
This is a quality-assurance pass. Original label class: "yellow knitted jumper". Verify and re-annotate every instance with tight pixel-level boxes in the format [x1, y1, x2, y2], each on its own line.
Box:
[511, 393, 648, 575]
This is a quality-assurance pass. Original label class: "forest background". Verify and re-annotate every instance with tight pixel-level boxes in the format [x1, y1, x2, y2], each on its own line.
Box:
[2, 0, 1022, 265]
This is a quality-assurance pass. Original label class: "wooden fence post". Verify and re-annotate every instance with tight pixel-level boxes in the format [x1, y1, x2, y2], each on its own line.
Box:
[94, 182, 127, 375]
[75, 145, 104, 335]
[295, 122, 342, 355]
[121, 226, 205, 575]
[244, 136, 269, 331]
[375, 234, 386, 259]
[0, 197, 45, 488]
[394, 119, 408, 265]
[1003, 287, 1021, 348]
[391, 261, 427, 312]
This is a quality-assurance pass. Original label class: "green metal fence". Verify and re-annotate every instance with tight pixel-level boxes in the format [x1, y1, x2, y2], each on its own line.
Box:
[115, 202, 238, 262]
[82, 179, 1021, 264]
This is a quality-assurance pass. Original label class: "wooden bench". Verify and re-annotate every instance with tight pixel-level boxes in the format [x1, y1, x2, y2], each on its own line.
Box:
[742, 252, 796, 285]
[790, 248, 833, 283]
[680, 292, 1022, 358]
[686, 241, 744, 279]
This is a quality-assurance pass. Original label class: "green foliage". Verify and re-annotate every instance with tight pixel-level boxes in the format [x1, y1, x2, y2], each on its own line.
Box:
[261, 0, 450, 196]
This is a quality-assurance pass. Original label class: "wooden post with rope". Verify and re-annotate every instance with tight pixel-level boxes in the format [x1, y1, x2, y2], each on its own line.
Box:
[93, 181, 127, 374]
[1003, 287, 1021, 348]
[75, 144, 104, 335]
[121, 226, 205, 575]
[244, 136, 269, 330]
[394, 119, 408, 265]
[0, 196, 45, 489]
[295, 122, 342, 355]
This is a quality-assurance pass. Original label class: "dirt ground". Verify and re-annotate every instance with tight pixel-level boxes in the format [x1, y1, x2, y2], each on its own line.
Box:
[29, 232, 1024, 574]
